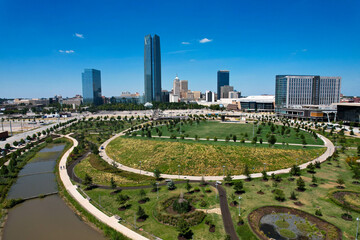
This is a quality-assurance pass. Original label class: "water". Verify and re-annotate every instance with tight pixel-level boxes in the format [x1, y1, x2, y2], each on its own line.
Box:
[3, 143, 105, 240]
[3, 195, 104, 240]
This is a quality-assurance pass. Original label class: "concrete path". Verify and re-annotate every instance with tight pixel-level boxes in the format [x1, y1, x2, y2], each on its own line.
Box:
[100, 131, 335, 181]
[59, 134, 149, 240]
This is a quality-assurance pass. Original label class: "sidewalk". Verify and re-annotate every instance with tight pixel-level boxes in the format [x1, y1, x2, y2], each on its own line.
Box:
[59, 134, 149, 240]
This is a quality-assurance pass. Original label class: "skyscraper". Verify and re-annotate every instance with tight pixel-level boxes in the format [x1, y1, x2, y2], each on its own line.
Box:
[173, 76, 180, 96]
[275, 75, 341, 112]
[217, 70, 229, 100]
[220, 85, 234, 98]
[180, 80, 188, 98]
[144, 34, 162, 102]
[82, 69, 102, 105]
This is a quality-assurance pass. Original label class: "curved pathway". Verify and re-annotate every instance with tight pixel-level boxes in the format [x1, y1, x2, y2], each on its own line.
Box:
[58, 134, 149, 240]
[99, 130, 335, 181]
[68, 153, 239, 239]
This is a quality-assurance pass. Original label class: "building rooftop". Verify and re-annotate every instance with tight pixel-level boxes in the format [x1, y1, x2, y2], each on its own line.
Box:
[335, 103, 360, 107]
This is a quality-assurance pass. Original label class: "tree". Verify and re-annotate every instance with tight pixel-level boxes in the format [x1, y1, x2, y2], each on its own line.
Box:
[233, 181, 244, 193]
[139, 189, 146, 199]
[267, 134, 277, 146]
[224, 173, 233, 185]
[83, 173, 93, 187]
[290, 165, 301, 176]
[5, 143, 10, 150]
[13, 141, 18, 147]
[153, 169, 161, 180]
[167, 180, 176, 190]
[177, 218, 192, 239]
[185, 180, 192, 192]
[136, 206, 146, 219]
[110, 177, 116, 189]
[290, 191, 297, 200]
[116, 194, 129, 206]
[307, 163, 316, 174]
[296, 177, 306, 191]
[244, 164, 251, 181]
[0, 166, 9, 176]
[233, 135, 237, 142]
[311, 175, 318, 186]
[273, 189, 285, 201]
[336, 178, 345, 188]
[261, 170, 268, 181]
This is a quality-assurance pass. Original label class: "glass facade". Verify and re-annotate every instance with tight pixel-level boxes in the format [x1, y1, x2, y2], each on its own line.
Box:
[217, 70, 229, 100]
[82, 69, 102, 105]
[144, 34, 162, 102]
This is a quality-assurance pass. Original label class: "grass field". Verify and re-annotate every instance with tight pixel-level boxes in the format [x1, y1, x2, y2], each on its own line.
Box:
[84, 183, 226, 240]
[74, 154, 155, 187]
[138, 121, 323, 145]
[225, 147, 359, 240]
[107, 137, 325, 175]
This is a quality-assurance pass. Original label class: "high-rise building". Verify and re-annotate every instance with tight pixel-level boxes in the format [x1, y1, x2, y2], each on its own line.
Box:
[229, 91, 241, 98]
[193, 91, 201, 101]
[180, 80, 188, 98]
[206, 90, 215, 102]
[82, 69, 102, 105]
[173, 76, 180, 96]
[275, 75, 341, 112]
[217, 70, 230, 100]
[144, 34, 162, 102]
[220, 85, 234, 99]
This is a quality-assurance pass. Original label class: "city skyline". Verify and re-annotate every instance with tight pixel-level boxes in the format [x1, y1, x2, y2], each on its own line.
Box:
[0, 0, 360, 98]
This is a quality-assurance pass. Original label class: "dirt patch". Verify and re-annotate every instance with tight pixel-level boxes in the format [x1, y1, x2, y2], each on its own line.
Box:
[294, 201, 304, 206]
[248, 206, 342, 240]
[197, 208, 221, 215]
[230, 201, 238, 207]
[257, 190, 265, 195]
[209, 225, 215, 232]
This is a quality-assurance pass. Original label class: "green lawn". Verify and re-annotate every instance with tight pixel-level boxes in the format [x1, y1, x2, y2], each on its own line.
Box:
[138, 121, 323, 145]
[84, 183, 226, 240]
[224, 147, 359, 240]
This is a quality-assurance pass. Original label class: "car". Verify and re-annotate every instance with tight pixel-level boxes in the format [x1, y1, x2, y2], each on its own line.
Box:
[100, 146, 104, 150]
[216, 181, 222, 185]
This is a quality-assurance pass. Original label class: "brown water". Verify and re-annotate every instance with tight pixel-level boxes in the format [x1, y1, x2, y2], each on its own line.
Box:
[3, 195, 104, 240]
[3, 143, 105, 240]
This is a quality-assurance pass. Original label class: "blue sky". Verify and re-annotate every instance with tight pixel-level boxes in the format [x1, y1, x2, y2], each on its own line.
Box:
[0, 0, 359, 98]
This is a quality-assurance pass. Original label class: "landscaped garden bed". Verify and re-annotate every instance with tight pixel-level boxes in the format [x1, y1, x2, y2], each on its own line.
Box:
[248, 206, 341, 240]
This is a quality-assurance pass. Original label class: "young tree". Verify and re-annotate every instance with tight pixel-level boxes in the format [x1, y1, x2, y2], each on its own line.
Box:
[311, 174, 318, 186]
[244, 164, 252, 181]
[153, 169, 161, 180]
[261, 170, 268, 181]
[185, 180, 192, 192]
[233, 135, 237, 142]
[273, 189, 285, 201]
[296, 177, 306, 191]
[116, 194, 129, 206]
[110, 177, 116, 189]
[136, 206, 146, 219]
[336, 178, 345, 188]
[177, 218, 192, 239]
[167, 180, 176, 190]
[224, 173, 233, 185]
[290, 165, 301, 176]
[233, 181, 244, 194]
[83, 173, 93, 187]
[267, 135, 277, 146]
[290, 191, 297, 200]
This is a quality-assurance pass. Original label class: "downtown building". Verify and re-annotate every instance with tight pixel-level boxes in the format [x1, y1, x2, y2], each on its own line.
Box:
[144, 34, 162, 102]
[275, 75, 341, 119]
[217, 70, 229, 100]
[82, 69, 102, 105]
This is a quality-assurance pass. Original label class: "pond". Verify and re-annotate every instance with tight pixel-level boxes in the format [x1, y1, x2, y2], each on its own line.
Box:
[260, 213, 323, 240]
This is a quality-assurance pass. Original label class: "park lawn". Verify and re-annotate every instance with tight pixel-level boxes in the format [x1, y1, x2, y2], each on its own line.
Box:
[84, 183, 226, 240]
[107, 137, 325, 176]
[74, 153, 155, 187]
[224, 147, 359, 240]
[141, 121, 324, 145]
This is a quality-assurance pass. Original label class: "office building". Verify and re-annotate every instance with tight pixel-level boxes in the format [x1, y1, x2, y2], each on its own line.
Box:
[336, 103, 360, 123]
[220, 85, 234, 99]
[173, 76, 180, 96]
[275, 75, 341, 112]
[193, 91, 201, 101]
[82, 69, 102, 105]
[144, 34, 162, 102]
[169, 93, 179, 103]
[229, 91, 241, 98]
[217, 70, 229, 100]
[161, 90, 170, 103]
[180, 80, 188, 98]
[205, 91, 215, 102]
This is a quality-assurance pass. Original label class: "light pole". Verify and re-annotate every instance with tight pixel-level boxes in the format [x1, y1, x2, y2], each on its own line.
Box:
[263, 163, 266, 172]
[156, 182, 159, 200]
[296, 158, 298, 166]
[238, 196, 242, 216]
[178, 165, 180, 179]
[215, 183, 218, 200]
[139, 161, 142, 175]
[223, 165, 225, 177]
[356, 217, 359, 240]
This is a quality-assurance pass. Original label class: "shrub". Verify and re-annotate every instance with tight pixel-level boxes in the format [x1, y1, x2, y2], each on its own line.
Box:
[297, 177, 306, 191]
[273, 189, 285, 201]
[167, 180, 176, 190]
[315, 209, 322, 216]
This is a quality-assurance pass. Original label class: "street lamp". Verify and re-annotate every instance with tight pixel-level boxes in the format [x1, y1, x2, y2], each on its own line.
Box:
[296, 158, 298, 166]
[139, 161, 142, 175]
[156, 182, 159, 199]
[223, 165, 225, 177]
[215, 183, 218, 200]
[178, 165, 180, 179]
[238, 196, 242, 216]
[356, 217, 359, 240]
[263, 163, 266, 172]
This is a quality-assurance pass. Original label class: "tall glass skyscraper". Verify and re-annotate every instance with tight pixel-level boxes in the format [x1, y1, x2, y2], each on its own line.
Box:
[217, 70, 230, 100]
[82, 69, 102, 105]
[144, 34, 162, 102]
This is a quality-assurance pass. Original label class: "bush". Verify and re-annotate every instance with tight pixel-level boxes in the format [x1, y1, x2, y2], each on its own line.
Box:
[273, 189, 285, 201]
[297, 177, 306, 191]
[315, 209, 322, 216]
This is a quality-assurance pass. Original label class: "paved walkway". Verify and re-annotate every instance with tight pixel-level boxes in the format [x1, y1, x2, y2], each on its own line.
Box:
[100, 131, 335, 181]
[59, 134, 149, 240]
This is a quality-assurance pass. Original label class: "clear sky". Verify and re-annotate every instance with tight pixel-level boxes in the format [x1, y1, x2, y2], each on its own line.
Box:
[0, 0, 359, 98]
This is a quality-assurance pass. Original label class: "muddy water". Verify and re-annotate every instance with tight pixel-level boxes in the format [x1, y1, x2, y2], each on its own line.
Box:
[3, 143, 105, 240]
[3, 195, 104, 240]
